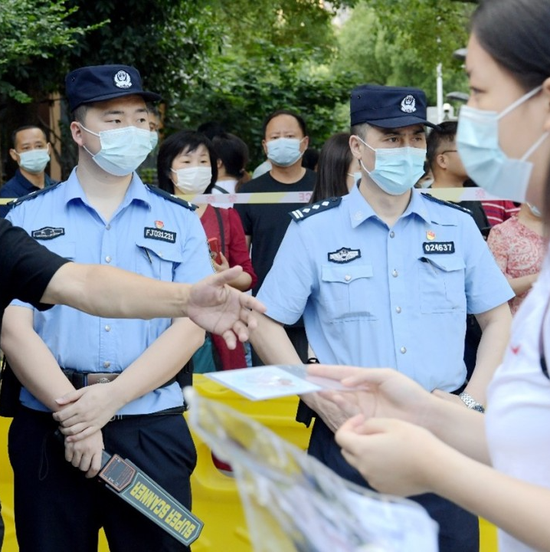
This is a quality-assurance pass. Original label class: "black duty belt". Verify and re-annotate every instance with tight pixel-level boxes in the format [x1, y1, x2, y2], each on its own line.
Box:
[61, 369, 176, 390]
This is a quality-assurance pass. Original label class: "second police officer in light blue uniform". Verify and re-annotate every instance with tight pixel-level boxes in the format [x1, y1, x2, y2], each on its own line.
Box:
[3, 65, 212, 551]
[249, 84, 514, 552]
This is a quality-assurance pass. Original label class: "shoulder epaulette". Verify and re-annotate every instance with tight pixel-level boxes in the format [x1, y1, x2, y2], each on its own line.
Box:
[146, 185, 197, 211]
[421, 192, 472, 215]
[290, 197, 342, 222]
[11, 181, 63, 208]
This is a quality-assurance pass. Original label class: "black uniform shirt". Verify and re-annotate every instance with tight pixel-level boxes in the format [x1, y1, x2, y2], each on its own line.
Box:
[235, 169, 316, 295]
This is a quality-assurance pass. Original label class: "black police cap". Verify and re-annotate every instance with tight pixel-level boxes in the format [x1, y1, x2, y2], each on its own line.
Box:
[65, 64, 161, 112]
[350, 84, 434, 128]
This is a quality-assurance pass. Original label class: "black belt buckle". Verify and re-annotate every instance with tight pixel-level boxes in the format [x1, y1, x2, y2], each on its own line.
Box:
[62, 369, 86, 389]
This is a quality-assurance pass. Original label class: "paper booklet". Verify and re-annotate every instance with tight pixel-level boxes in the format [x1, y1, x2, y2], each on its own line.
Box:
[204, 364, 348, 401]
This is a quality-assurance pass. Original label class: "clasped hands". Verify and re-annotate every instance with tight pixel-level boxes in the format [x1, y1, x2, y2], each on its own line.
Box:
[52, 382, 125, 479]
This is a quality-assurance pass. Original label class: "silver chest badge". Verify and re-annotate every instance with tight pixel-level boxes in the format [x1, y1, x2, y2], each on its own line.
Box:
[328, 247, 361, 264]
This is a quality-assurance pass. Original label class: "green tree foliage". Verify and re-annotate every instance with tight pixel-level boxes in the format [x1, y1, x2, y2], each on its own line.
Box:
[0, 0, 92, 103]
[171, 0, 354, 167]
[0, 0, 478, 179]
[0, 0, 218, 179]
[1, 0, 217, 108]
[60, 0, 217, 103]
[333, 0, 474, 104]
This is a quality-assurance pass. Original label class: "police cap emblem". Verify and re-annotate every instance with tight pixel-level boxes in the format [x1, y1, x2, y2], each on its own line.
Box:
[114, 70, 132, 89]
[400, 94, 416, 114]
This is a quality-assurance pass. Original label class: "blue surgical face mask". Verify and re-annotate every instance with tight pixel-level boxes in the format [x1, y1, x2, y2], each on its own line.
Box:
[457, 86, 548, 203]
[17, 148, 50, 174]
[356, 136, 426, 196]
[266, 137, 304, 167]
[150, 131, 159, 150]
[80, 124, 153, 176]
[347, 172, 362, 184]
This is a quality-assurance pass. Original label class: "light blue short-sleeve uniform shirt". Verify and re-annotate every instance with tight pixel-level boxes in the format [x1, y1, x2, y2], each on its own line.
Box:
[7, 168, 213, 414]
[257, 185, 514, 392]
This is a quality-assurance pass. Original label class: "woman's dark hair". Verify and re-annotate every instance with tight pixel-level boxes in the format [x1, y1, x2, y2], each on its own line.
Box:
[197, 121, 226, 141]
[472, 0, 550, 227]
[157, 130, 218, 193]
[310, 133, 353, 203]
[472, 0, 550, 92]
[302, 148, 320, 171]
[211, 132, 249, 190]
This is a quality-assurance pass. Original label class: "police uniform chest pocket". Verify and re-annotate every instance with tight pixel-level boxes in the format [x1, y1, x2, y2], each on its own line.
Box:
[135, 239, 183, 282]
[320, 264, 376, 321]
[419, 256, 467, 314]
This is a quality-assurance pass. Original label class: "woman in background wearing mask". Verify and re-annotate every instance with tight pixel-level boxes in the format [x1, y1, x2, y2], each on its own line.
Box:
[210, 132, 251, 206]
[488, 202, 545, 315]
[158, 130, 256, 370]
[310, 132, 360, 204]
[308, 1, 550, 550]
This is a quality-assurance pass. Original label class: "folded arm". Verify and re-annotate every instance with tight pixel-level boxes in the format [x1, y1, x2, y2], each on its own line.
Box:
[54, 318, 205, 439]
[0, 305, 103, 476]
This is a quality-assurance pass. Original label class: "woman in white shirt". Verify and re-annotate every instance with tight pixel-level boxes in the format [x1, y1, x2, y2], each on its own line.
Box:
[309, 1, 550, 550]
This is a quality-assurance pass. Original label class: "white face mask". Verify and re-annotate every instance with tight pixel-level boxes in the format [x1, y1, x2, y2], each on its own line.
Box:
[17, 148, 50, 174]
[171, 166, 212, 194]
[80, 124, 152, 176]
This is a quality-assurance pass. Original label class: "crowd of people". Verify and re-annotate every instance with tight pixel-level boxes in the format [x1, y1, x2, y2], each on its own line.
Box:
[0, 0, 549, 551]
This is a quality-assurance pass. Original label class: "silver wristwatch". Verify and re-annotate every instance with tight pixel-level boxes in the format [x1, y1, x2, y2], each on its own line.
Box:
[459, 392, 485, 413]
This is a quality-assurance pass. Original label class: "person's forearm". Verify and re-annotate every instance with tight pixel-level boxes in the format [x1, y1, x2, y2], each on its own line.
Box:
[429, 442, 550, 551]
[423, 395, 490, 464]
[248, 312, 329, 414]
[1, 307, 75, 411]
[467, 304, 512, 405]
[42, 263, 190, 320]
[248, 312, 302, 365]
[228, 271, 252, 291]
[107, 318, 204, 408]
[508, 273, 538, 297]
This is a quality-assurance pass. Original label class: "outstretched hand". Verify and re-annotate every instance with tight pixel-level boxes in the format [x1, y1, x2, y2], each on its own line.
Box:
[308, 365, 434, 425]
[187, 266, 266, 349]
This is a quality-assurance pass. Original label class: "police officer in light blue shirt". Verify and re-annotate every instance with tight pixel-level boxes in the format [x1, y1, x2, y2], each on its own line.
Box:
[249, 84, 514, 552]
[3, 64, 212, 552]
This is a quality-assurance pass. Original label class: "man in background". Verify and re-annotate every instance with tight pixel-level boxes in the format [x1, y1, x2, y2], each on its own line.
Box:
[0, 125, 56, 217]
[236, 109, 315, 365]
